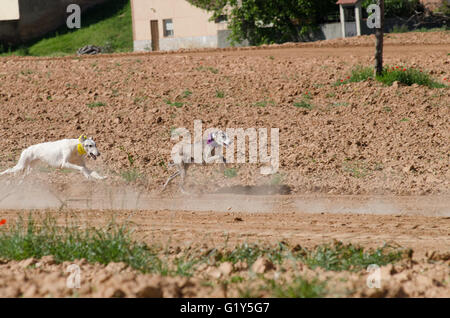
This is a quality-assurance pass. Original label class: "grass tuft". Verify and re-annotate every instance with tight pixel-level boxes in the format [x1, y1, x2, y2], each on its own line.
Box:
[298, 241, 408, 272]
[265, 276, 327, 298]
[335, 65, 446, 88]
[0, 214, 162, 273]
[87, 101, 106, 108]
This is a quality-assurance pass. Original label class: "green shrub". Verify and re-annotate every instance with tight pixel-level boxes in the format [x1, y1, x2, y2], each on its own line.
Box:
[336, 65, 446, 88]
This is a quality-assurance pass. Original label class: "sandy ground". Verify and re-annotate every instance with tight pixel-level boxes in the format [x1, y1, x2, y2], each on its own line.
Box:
[0, 32, 449, 297]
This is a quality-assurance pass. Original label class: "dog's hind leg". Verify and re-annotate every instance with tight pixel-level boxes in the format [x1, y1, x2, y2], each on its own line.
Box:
[179, 166, 189, 194]
[0, 149, 31, 177]
[163, 170, 181, 190]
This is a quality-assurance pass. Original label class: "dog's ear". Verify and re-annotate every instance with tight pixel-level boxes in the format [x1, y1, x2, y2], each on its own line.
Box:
[211, 132, 217, 141]
[79, 135, 87, 143]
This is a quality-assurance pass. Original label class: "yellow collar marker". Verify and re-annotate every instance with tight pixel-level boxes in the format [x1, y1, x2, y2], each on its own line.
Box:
[77, 135, 87, 155]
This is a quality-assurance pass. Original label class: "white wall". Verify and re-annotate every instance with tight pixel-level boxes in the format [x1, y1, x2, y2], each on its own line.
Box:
[0, 0, 20, 21]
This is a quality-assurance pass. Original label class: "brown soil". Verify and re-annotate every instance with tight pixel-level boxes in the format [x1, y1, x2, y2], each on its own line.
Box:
[0, 32, 449, 298]
[0, 31, 448, 196]
[0, 209, 449, 298]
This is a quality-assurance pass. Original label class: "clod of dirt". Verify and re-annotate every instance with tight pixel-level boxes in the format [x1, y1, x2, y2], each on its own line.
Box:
[218, 262, 234, 276]
[251, 257, 275, 274]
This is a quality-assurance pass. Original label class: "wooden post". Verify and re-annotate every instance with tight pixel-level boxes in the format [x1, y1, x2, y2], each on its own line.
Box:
[374, 0, 384, 76]
[355, 2, 362, 36]
[339, 4, 346, 38]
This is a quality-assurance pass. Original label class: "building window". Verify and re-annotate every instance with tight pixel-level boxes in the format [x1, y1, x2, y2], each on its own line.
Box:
[163, 19, 174, 37]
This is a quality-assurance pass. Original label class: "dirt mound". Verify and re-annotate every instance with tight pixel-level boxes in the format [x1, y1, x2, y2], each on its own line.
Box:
[0, 252, 448, 298]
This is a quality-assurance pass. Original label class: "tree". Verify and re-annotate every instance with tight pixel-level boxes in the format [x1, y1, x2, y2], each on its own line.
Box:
[188, 0, 339, 45]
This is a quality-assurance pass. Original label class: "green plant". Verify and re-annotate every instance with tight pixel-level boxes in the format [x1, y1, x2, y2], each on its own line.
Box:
[253, 99, 275, 107]
[336, 65, 446, 88]
[342, 160, 369, 178]
[294, 100, 313, 110]
[165, 99, 184, 108]
[378, 66, 445, 88]
[120, 168, 142, 182]
[0, 214, 163, 274]
[196, 66, 219, 74]
[270, 173, 284, 185]
[87, 101, 106, 108]
[265, 276, 327, 298]
[362, 0, 423, 18]
[119, 146, 135, 166]
[210, 242, 288, 266]
[298, 241, 408, 272]
[189, 0, 340, 45]
[182, 89, 193, 98]
[216, 90, 225, 98]
[224, 168, 238, 178]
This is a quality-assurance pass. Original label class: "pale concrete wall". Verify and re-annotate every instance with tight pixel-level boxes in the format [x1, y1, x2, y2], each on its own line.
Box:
[131, 0, 225, 51]
[0, 0, 20, 21]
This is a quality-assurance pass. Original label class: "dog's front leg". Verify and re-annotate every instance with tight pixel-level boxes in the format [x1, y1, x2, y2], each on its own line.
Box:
[62, 162, 91, 179]
[89, 170, 107, 180]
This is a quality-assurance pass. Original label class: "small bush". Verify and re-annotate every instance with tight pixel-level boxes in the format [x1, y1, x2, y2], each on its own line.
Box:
[378, 66, 445, 88]
[336, 65, 446, 88]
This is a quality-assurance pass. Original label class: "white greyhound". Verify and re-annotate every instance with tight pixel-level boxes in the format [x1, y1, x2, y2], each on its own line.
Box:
[0, 135, 106, 180]
[163, 130, 231, 193]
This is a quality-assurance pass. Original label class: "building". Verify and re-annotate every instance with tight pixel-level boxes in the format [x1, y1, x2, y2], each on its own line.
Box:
[131, 0, 233, 52]
[0, 0, 109, 46]
[0, 0, 20, 21]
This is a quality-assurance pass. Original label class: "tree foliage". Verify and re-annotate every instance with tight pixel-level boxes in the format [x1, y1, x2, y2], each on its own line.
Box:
[188, 0, 339, 45]
[362, 0, 423, 18]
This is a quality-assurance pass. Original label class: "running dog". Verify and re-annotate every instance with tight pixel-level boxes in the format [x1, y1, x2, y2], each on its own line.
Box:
[163, 130, 231, 193]
[0, 135, 106, 180]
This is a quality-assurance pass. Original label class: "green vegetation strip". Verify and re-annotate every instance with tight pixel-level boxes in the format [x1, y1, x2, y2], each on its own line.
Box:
[0, 215, 410, 297]
[335, 65, 447, 88]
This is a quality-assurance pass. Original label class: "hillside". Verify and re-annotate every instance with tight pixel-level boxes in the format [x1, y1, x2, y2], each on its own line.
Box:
[1, 0, 132, 57]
